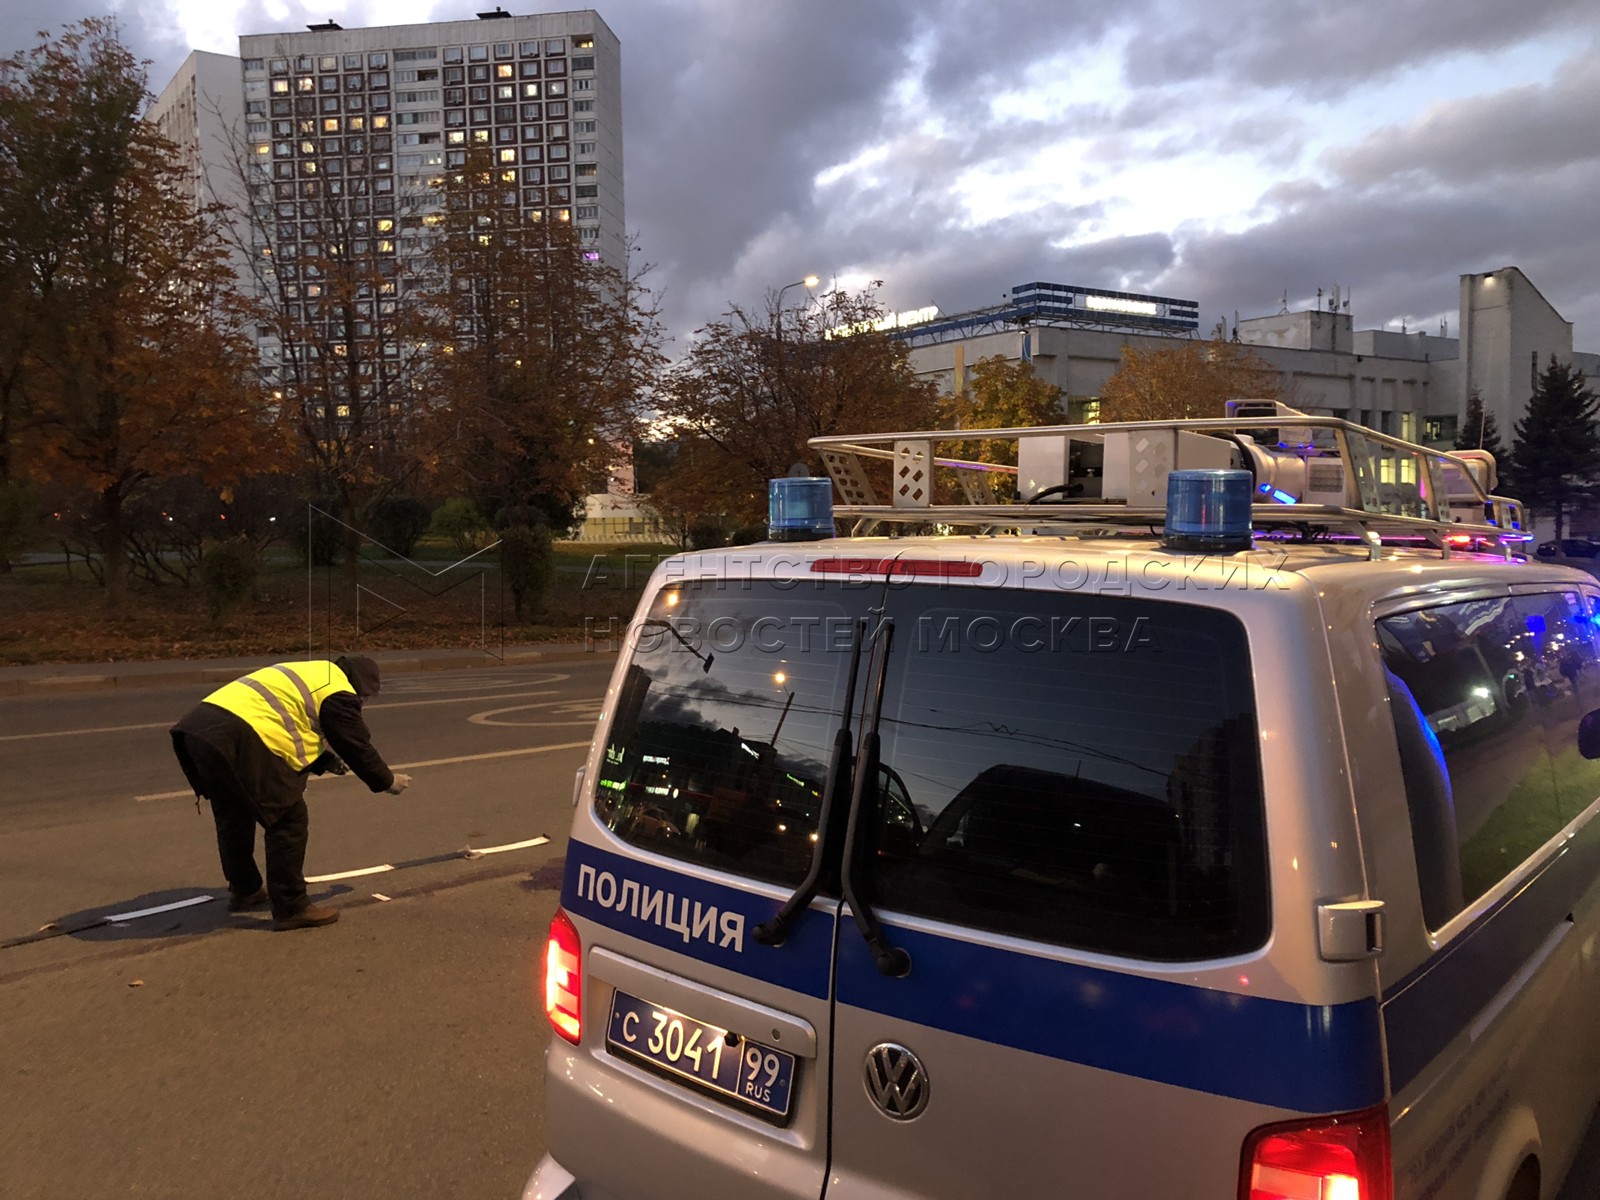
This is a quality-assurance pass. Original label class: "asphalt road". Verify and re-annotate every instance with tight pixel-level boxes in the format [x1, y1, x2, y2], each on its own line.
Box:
[0, 660, 617, 1200]
[2, 658, 1598, 1200]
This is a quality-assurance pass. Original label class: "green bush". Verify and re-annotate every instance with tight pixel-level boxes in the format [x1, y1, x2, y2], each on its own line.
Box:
[501, 523, 554, 620]
[430, 498, 494, 556]
[290, 500, 343, 566]
[361, 494, 432, 558]
[202, 538, 258, 622]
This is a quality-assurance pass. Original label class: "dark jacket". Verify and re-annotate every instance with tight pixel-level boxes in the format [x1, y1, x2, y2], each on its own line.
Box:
[171, 655, 395, 819]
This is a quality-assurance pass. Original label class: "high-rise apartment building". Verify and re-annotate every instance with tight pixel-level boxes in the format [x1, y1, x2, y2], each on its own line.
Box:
[235, 11, 623, 270]
[151, 11, 624, 417]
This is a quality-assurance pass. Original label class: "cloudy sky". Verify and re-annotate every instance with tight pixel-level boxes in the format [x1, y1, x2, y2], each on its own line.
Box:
[6, 0, 1599, 354]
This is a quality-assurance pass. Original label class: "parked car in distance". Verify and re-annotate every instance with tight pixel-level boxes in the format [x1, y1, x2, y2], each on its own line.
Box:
[1536, 538, 1600, 559]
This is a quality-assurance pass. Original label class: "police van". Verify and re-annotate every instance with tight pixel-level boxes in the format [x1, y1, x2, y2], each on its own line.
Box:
[525, 406, 1600, 1200]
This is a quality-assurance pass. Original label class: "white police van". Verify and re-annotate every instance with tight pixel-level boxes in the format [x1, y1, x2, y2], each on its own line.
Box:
[526, 407, 1600, 1200]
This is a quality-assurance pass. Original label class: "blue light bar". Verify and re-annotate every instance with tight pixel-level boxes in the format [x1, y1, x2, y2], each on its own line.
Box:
[1165, 470, 1254, 553]
[768, 477, 835, 542]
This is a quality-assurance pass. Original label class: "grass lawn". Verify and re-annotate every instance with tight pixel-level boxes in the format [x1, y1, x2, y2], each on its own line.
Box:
[0, 540, 680, 665]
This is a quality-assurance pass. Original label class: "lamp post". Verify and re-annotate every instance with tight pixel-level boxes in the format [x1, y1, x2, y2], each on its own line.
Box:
[774, 274, 820, 339]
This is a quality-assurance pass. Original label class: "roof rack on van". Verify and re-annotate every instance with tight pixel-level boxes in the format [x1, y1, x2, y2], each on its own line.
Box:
[809, 401, 1527, 557]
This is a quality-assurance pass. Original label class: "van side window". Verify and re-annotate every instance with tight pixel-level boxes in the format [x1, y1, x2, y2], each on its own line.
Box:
[1378, 595, 1568, 917]
[864, 592, 1268, 962]
[1515, 590, 1600, 820]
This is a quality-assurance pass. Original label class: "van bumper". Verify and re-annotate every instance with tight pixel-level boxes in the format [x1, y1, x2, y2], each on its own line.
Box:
[522, 1154, 583, 1200]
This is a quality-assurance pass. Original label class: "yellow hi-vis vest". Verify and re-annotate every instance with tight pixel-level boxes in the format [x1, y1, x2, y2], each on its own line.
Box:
[203, 660, 355, 771]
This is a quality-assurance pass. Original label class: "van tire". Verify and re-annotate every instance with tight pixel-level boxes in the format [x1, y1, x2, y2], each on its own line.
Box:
[1504, 1157, 1539, 1200]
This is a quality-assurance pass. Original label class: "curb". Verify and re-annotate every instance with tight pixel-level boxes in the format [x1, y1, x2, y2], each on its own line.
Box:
[0, 645, 617, 697]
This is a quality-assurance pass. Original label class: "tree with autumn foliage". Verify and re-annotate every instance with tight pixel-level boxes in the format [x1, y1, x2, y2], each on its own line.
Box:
[937, 356, 1063, 499]
[653, 283, 939, 529]
[1097, 339, 1282, 423]
[0, 22, 281, 608]
[410, 150, 663, 532]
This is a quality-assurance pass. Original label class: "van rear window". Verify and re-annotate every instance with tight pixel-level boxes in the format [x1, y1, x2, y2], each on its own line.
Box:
[865, 590, 1267, 961]
[594, 580, 1267, 960]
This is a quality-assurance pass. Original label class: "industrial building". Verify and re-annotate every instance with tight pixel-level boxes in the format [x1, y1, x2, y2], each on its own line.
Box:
[902, 267, 1599, 455]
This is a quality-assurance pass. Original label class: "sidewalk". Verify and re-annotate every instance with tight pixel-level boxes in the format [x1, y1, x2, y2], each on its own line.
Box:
[0, 641, 617, 697]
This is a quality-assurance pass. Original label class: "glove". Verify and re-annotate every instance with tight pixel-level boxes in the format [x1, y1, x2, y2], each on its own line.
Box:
[386, 773, 413, 796]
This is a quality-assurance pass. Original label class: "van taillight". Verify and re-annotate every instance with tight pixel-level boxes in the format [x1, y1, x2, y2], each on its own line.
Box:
[1241, 1105, 1391, 1200]
[544, 908, 582, 1044]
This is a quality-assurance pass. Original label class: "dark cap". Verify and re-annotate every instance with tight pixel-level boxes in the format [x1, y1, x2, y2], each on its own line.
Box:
[335, 655, 382, 698]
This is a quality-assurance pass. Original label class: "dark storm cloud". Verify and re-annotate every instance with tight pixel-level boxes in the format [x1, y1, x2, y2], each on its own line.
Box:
[1325, 53, 1600, 188]
[6, 0, 1599, 350]
[1129, 0, 1600, 96]
[0, 0, 188, 84]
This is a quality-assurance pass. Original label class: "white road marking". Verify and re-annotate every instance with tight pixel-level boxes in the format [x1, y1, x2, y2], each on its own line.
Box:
[378, 671, 570, 695]
[7, 687, 566, 744]
[105, 895, 216, 922]
[133, 740, 591, 801]
[467, 700, 604, 727]
[389, 742, 591, 770]
[464, 836, 550, 858]
[367, 687, 560, 710]
[307, 864, 394, 883]
[0, 721, 171, 743]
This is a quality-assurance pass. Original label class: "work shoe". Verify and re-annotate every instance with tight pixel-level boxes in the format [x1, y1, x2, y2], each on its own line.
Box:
[227, 887, 269, 912]
[272, 904, 340, 931]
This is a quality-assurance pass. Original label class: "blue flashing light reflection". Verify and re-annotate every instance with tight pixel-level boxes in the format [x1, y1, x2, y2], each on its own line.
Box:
[1526, 614, 1547, 635]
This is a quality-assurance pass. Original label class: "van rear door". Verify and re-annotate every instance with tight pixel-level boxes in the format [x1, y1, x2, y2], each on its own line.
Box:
[546, 574, 878, 1200]
[822, 585, 1373, 1196]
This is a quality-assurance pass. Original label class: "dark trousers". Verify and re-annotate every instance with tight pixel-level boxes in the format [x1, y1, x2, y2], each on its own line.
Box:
[175, 733, 311, 918]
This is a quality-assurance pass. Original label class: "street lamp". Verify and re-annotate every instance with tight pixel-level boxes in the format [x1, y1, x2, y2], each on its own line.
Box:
[774, 274, 820, 339]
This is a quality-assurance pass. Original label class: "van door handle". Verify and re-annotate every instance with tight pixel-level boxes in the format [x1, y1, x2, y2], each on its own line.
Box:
[1317, 899, 1386, 962]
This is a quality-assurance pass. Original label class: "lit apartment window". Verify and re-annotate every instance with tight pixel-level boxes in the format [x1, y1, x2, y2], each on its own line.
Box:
[523, 83, 540, 98]
[574, 35, 594, 49]
[496, 63, 514, 78]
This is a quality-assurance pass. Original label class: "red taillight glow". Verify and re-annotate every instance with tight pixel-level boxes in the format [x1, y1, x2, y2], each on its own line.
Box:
[544, 908, 582, 1044]
[1241, 1105, 1391, 1200]
[810, 558, 983, 578]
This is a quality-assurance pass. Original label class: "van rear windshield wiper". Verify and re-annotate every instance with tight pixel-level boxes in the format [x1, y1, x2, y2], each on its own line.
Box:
[839, 620, 911, 977]
[754, 617, 865, 947]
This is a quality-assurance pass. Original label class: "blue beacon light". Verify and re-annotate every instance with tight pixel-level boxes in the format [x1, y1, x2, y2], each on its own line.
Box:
[768, 477, 835, 542]
[1164, 469, 1255, 553]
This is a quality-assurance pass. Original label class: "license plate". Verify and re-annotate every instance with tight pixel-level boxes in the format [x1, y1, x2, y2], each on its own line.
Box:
[605, 989, 797, 1121]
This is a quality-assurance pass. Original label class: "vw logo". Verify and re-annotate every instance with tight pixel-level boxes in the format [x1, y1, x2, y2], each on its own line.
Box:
[863, 1042, 930, 1120]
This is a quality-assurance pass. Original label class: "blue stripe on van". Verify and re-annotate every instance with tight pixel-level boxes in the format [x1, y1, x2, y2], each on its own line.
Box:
[561, 840, 836, 999]
[1381, 815, 1600, 1095]
[564, 841, 1385, 1113]
[837, 923, 1385, 1114]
